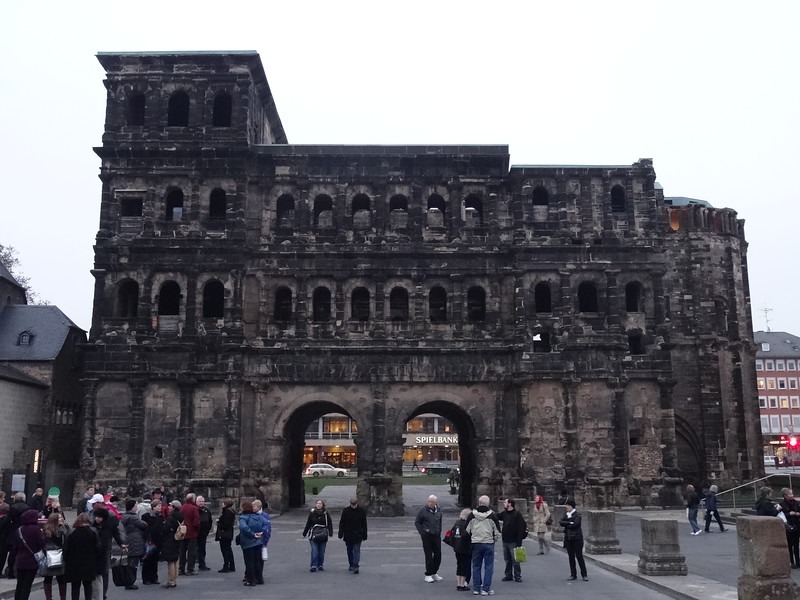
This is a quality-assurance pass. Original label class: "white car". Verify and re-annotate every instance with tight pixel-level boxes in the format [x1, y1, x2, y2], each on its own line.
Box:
[304, 463, 349, 477]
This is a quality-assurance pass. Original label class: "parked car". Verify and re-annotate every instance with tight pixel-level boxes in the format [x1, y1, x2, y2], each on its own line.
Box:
[420, 462, 451, 475]
[304, 463, 349, 477]
[765, 456, 777, 467]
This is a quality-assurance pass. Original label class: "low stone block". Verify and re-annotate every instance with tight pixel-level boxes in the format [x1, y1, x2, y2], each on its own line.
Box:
[585, 510, 621, 555]
[550, 505, 567, 542]
[637, 519, 687, 576]
[736, 515, 800, 599]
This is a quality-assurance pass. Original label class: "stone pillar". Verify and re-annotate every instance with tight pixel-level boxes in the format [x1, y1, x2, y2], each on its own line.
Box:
[737, 516, 800, 600]
[585, 510, 621, 555]
[637, 519, 687, 576]
[126, 377, 148, 496]
[176, 376, 197, 484]
[550, 505, 567, 543]
[89, 269, 107, 340]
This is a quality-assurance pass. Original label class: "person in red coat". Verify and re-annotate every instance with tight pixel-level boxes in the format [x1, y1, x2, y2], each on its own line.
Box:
[178, 494, 200, 575]
[13, 509, 45, 600]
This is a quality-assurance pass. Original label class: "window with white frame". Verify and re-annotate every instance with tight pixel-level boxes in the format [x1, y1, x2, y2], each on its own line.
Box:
[777, 360, 786, 371]
[767, 378, 777, 390]
[792, 396, 800, 409]
[766, 360, 775, 370]
[782, 414, 792, 432]
[758, 378, 766, 390]
[789, 360, 797, 371]
[771, 415, 781, 431]
[756, 359, 764, 371]
[759, 396, 767, 409]
[761, 416, 770, 432]
[779, 378, 788, 390]
[762, 343, 771, 351]
[782, 397, 790, 409]
[770, 396, 779, 408]
[791, 379, 798, 390]
[793, 414, 800, 432]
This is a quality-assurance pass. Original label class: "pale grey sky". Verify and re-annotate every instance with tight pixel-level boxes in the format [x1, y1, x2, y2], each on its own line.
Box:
[1, 1, 797, 334]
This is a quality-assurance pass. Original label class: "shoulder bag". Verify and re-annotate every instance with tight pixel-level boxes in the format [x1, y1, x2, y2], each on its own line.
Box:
[18, 529, 48, 576]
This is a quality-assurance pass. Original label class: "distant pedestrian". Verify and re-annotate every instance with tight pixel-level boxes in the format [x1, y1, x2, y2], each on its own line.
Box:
[531, 495, 551, 554]
[178, 493, 200, 576]
[466, 494, 500, 595]
[302, 499, 333, 573]
[140, 499, 164, 585]
[238, 501, 263, 586]
[685, 485, 701, 535]
[412, 458, 419, 471]
[63, 514, 97, 600]
[30, 489, 45, 516]
[215, 498, 236, 573]
[415, 495, 443, 583]
[703, 485, 726, 532]
[160, 501, 184, 588]
[447, 508, 472, 591]
[780, 488, 800, 568]
[498, 498, 526, 582]
[121, 499, 148, 590]
[77, 487, 94, 516]
[560, 498, 588, 582]
[557, 489, 569, 505]
[338, 497, 367, 574]
[196, 496, 212, 571]
[252, 499, 271, 584]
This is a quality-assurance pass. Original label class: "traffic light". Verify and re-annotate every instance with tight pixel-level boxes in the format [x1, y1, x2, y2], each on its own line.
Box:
[790, 436, 798, 449]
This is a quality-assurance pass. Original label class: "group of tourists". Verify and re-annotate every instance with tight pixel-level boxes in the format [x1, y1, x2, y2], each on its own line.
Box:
[752, 485, 800, 568]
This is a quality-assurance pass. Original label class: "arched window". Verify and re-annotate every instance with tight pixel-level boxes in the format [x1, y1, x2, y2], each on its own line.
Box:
[629, 333, 645, 355]
[274, 287, 293, 321]
[611, 185, 626, 213]
[389, 287, 409, 321]
[427, 194, 446, 213]
[351, 287, 370, 321]
[314, 195, 334, 228]
[577, 282, 598, 313]
[212, 92, 232, 127]
[625, 282, 643, 312]
[55, 410, 62, 425]
[128, 93, 145, 126]
[165, 189, 184, 221]
[67, 410, 74, 425]
[532, 186, 548, 206]
[352, 194, 370, 213]
[534, 282, 552, 313]
[429, 287, 447, 323]
[209, 189, 226, 221]
[276, 194, 295, 228]
[114, 280, 139, 318]
[390, 195, 408, 212]
[167, 91, 190, 127]
[467, 286, 486, 321]
[464, 194, 483, 226]
[313, 287, 332, 322]
[202, 280, 224, 318]
[158, 281, 181, 315]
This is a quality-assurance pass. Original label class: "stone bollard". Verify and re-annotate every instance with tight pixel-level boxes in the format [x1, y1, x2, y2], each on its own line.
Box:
[737, 516, 800, 600]
[637, 519, 687, 576]
[585, 510, 621, 555]
[550, 505, 567, 542]
[514, 497, 529, 513]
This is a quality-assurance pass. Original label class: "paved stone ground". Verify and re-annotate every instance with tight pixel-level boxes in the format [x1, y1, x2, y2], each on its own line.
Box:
[1, 483, 796, 600]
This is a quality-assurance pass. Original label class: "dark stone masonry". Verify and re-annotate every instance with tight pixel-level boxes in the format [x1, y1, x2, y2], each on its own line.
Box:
[79, 51, 762, 514]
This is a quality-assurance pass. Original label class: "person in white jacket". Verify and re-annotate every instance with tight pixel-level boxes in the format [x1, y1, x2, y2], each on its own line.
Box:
[466, 495, 500, 596]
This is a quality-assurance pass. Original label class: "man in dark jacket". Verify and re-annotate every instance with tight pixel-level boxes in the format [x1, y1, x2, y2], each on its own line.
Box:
[92, 506, 127, 600]
[498, 498, 527, 582]
[704, 485, 727, 533]
[179, 493, 200, 575]
[559, 498, 587, 581]
[196, 496, 213, 571]
[29, 489, 45, 516]
[121, 499, 148, 590]
[7, 492, 31, 578]
[338, 497, 368, 574]
[414, 495, 443, 583]
[141, 499, 164, 585]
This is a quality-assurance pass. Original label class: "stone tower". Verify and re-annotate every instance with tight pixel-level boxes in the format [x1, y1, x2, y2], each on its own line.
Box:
[80, 51, 762, 513]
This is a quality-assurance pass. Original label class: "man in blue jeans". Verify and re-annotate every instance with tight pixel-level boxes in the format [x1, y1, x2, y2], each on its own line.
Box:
[466, 495, 501, 596]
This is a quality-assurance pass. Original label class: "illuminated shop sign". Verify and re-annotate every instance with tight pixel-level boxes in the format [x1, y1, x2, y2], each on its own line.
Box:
[411, 434, 458, 445]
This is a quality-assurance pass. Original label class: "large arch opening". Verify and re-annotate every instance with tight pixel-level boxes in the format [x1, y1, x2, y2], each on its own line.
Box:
[405, 401, 477, 509]
[283, 400, 357, 509]
[674, 416, 704, 486]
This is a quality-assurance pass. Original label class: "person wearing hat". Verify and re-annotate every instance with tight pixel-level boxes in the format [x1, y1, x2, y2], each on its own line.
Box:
[338, 497, 368, 574]
[559, 499, 587, 582]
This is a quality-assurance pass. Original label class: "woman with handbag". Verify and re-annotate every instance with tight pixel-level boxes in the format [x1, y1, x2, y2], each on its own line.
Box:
[448, 508, 472, 591]
[302, 499, 333, 573]
[42, 513, 69, 600]
[215, 498, 236, 573]
[12, 509, 45, 600]
[160, 501, 184, 588]
[531, 495, 551, 554]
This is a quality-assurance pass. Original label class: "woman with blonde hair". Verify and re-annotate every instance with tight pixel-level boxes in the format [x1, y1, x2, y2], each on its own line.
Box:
[531, 495, 551, 554]
[42, 513, 69, 600]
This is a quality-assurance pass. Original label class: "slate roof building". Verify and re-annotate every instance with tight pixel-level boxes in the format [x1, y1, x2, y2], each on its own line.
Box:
[0, 273, 86, 501]
[80, 51, 762, 513]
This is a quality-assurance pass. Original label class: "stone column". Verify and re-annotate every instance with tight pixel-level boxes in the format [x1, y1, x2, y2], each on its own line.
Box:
[176, 376, 197, 484]
[585, 510, 621, 555]
[89, 269, 107, 340]
[610, 385, 629, 477]
[737, 516, 800, 600]
[605, 269, 621, 330]
[637, 519, 687, 576]
[126, 377, 148, 496]
[550, 504, 567, 543]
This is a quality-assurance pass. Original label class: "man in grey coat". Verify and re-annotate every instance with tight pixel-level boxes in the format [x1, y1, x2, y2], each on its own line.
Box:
[414, 495, 443, 583]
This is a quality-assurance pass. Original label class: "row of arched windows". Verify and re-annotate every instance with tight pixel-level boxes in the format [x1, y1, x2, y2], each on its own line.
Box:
[163, 188, 227, 221]
[127, 90, 232, 128]
[113, 279, 645, 322]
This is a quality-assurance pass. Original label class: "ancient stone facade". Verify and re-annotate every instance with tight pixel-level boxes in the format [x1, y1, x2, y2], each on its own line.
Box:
[80, 51, 762, 513]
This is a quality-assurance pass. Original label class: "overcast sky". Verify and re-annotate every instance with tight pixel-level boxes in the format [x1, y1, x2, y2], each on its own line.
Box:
[1, 1, 798, 335]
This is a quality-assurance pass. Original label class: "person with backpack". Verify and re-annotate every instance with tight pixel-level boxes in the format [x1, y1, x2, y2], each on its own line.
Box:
[466, 495, 501, 596]
[498, 498, 527, 583]
[446, 508, 472, 591]
[302, 499, 333, 573]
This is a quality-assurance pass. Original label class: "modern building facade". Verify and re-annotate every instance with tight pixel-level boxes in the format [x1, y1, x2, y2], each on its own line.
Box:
[755, 331, 800, 463]
[80, 51, 762, 514]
